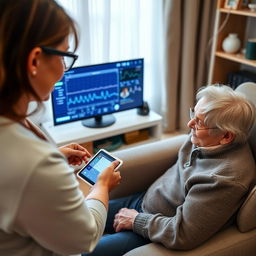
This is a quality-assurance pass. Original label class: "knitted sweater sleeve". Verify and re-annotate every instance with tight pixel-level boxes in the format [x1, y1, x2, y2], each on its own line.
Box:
[133, 175, 247, 250]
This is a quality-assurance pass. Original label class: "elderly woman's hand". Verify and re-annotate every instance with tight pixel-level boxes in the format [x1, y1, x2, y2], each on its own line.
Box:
[113, 208, 139, 232]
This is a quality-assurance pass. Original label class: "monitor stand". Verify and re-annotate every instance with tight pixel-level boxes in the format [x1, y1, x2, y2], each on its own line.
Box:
[81, 115, 116, 128]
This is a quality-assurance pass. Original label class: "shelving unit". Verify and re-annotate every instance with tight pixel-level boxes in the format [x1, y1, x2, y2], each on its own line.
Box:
[208, 0, 256, 84]
[41, 109, 162, 149]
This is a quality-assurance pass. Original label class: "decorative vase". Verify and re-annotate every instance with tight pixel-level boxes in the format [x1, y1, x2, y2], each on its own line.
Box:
[222, 33, 241, 54]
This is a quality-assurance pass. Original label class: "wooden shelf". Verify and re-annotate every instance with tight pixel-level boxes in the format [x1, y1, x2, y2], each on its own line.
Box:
[215, 51, 256, 68]
[208, 0, 256, 85]
[220, 8, 256, 17]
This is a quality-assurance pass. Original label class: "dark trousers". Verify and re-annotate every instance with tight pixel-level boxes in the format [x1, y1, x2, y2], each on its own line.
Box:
[83, 192, 150, 256]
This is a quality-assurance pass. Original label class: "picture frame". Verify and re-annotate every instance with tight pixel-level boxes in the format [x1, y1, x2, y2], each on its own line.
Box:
[224, 0, 242, 9]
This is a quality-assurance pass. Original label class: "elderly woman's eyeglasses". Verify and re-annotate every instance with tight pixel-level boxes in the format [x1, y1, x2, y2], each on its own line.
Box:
[40, 46, 78, 72]
[189, 108, 218, 130]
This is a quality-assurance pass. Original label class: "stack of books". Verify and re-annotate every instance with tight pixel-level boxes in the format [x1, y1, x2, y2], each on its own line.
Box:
[227, 70, 256, 89]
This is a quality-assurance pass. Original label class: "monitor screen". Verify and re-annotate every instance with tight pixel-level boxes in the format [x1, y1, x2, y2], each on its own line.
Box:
[51, 58, 144, 128]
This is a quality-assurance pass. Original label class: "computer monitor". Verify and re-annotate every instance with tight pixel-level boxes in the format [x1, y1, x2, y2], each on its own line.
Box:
[51, 58, 144, 128]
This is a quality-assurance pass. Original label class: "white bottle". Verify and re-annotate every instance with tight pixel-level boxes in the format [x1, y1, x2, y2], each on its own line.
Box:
[222, 33, 241, 54]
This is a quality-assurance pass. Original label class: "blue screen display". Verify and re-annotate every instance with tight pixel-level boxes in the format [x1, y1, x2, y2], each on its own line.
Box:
[51, 58, 144, 125]
[79, 150, 117, 185]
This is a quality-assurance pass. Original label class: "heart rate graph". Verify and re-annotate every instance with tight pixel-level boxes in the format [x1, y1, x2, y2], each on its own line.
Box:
[128, 85, 142, 94]
[120, 67, 142, 82]
[67, 85, 119, 109]
[66, 71, 119, 110]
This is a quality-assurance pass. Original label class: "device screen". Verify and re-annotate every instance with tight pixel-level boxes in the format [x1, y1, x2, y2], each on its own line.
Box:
[78, 150, 121, 185]
[51, 59, 144, 127]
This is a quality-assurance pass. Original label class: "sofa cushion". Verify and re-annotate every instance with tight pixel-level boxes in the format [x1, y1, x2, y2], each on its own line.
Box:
[235, 82, 256, 232]
[235, 82, 256, 159]
[248, 124, 256, 160]
[124, 227, 256, 256]
[237, 186, 256, 232]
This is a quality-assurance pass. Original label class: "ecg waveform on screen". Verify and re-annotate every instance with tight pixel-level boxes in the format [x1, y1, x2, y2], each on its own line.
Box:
[67, 90, 119, 106]
[128, 85, 142, 94]
[120, 68, 142, 82]
[66, 71, 118, 94]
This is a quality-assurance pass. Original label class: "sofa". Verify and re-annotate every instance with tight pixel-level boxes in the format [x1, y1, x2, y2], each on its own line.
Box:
[111, 82, 256, 256]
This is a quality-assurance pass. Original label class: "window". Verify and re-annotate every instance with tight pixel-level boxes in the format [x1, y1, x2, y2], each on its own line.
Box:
[57, 0, 164, 106]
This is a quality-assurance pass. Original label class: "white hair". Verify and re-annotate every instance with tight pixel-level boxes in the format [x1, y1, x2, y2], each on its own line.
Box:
[196, 84, 256, 143]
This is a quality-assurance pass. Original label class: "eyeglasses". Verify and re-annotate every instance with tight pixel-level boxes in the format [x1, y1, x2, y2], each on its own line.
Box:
[40, 46, 78, 72]
[189, 108, 218, 130]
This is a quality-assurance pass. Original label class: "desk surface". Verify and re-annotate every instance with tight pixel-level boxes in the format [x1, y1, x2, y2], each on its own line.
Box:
[41, 109, 162, 146]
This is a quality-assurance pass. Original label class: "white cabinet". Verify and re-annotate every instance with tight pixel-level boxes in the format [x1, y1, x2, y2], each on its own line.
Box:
[41, 109, 162, 149]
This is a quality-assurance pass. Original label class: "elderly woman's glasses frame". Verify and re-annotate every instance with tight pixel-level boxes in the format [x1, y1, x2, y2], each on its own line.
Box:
[40, 46, 78, 72]
[189, 108, 218, 131]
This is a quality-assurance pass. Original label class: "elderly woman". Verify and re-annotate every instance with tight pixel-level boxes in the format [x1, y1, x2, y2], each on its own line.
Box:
[85, 85, 256, 256]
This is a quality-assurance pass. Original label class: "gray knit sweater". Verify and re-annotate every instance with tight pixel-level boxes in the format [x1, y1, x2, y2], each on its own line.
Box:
[133, 135, 256, 250]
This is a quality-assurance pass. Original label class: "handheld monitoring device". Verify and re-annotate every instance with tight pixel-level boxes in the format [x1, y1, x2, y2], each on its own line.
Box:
[77, 149, 123, 186]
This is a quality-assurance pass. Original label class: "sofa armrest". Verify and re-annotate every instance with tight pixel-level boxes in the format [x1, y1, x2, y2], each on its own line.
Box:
[124, 226, 256, 256]
[110, 134, 187, 199]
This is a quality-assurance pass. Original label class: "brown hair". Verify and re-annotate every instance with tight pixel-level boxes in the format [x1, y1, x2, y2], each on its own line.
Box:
[0, 0, 78, 121]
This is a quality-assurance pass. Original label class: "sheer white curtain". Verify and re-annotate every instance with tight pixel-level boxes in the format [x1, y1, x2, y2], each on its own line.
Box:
[31, 0, 163, 125]
[55, 0, 164, 114]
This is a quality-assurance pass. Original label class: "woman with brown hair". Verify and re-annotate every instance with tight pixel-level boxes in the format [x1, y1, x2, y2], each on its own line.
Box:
[0, 0, 121, 255]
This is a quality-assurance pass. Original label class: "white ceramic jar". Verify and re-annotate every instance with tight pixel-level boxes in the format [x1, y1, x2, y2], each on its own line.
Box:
[222, 33, 241, 54]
